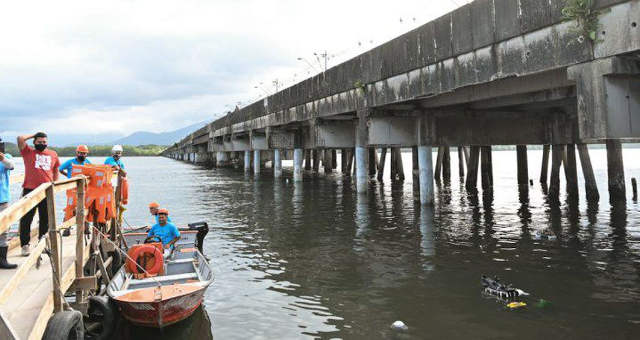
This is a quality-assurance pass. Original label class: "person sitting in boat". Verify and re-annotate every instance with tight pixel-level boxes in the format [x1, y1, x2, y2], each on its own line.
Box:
[58, 144, 91, 178]
[148, 201, 172, 225]
[146, 209, 180, 256]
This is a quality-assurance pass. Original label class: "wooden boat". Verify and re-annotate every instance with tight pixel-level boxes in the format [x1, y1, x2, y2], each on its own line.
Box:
[107, 225, 213, 328]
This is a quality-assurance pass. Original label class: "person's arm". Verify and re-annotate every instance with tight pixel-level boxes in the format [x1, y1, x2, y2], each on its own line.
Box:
[17, 133, 35, 151]
[59, 160, 70, 178]
[52, 157, 60, 181]
[0, 153, 14, 170]
[166, 235, 181, 249]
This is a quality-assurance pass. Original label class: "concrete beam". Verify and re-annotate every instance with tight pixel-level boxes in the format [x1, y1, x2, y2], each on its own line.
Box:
[309, 120, 356, 149]
[367, 116, 417, 146]
[250, 132, 268, 150]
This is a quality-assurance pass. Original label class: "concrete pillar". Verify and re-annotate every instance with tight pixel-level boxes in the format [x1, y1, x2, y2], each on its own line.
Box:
[394, 148, 405, 181]
[346, 149, 354, 176]
[377, 148, 387, 181]
[434, 147, 443, 181]
[465, 146, 480, 192]
[273, 149, 282, 178]
[577, 144, 599, 202]
[368, 148, 377, 178]
[606, 140, 626, 203]
[549, 144, 564, 201]
[442, 146, 450, 183]
[480, 146, 493, 191]
[412, 146, 419, 181]
[565, 144, 579, 199]
[457, 146, 465, 179]
[253, 150, 261, 175]
[305, 150, 311, 171]
[540, 144, 550, 184]
[324, 149, 333, 174]
[355, 147, 367, 193]
[418, 146, 434, 205]
[216, 151, 229, 167]
[332, 150, 338, 169]
[312, 150, 320, 173]
[293, 148, 303, 182]
[516, 145, 528, 185]
[341, 149, 348, 173]
[390, 148, 397, 180]
[244, 151, 251, 172]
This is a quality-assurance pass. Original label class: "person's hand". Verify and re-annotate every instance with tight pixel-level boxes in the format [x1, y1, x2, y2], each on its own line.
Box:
[164, 244, 170, 249]
[0, 152, 4, 161]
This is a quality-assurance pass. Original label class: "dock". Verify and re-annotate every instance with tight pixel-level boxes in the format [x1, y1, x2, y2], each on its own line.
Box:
[0, 174, 123, 340]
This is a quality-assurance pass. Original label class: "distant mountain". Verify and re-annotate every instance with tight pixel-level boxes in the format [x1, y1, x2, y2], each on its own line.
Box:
[112, 121, 208, 146]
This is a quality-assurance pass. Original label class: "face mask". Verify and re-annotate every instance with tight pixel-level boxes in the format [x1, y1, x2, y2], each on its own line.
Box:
[77, 156, 86, 162]
[113, 155, 120, 160]
[35, 144, 47, 152]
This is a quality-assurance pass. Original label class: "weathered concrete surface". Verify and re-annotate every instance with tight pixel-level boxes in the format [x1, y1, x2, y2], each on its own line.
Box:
[165, 0, 639, 158]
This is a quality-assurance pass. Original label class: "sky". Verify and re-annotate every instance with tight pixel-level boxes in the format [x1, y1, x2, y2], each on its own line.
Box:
[0, 0, 469, 146]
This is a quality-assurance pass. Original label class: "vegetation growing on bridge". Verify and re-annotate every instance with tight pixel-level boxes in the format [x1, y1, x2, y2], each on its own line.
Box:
[562, 0, 604, 42]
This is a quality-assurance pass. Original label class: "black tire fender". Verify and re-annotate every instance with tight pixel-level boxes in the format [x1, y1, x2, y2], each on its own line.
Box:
[43, 310, 84, 340]
[109, 250, 123, 277]
[85, 295, 115, 340]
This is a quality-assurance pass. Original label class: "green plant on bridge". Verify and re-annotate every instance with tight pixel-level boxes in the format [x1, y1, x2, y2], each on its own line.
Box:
[354, 80, 366, 94]
[561, 0, 601, 42]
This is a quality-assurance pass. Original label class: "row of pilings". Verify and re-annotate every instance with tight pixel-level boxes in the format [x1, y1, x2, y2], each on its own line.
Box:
[168, 141, 634, 206]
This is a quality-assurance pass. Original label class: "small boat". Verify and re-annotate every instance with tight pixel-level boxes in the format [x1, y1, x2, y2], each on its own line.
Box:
[107, 223, 213, 327]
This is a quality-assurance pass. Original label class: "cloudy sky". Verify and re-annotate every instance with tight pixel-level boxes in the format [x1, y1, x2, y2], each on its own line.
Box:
[0, 0, 468, 145]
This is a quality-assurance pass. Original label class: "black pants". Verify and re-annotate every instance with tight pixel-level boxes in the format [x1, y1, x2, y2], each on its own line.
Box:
[19, 188, 50, 247]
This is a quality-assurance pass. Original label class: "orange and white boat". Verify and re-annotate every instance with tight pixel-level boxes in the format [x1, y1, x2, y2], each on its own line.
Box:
[107, 224, 213, 328]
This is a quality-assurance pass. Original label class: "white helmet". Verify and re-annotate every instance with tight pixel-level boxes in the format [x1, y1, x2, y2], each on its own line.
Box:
[111, 145, 123, 154]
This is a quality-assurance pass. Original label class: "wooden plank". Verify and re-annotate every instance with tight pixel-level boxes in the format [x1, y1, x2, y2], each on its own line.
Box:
[45, 185, 63, 313]
[75, 179, 86, 305]
[0, 237, 47, 304]
[0, 183, 49, 234]
[52, 181, 76, 193]
[69, 276, 97, 291]
[57, 217, 75, 231]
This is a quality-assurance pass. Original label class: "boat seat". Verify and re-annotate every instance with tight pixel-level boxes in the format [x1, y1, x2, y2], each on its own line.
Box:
[129, 272, 198, 285]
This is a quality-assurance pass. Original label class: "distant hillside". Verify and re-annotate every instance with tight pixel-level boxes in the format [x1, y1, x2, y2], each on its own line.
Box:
[112, 121, 208, 146]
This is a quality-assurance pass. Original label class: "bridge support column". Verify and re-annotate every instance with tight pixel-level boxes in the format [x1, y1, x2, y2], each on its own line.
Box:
[293, 149, 303, 182]
[606, 140, 626, 203]
[312, 150, 320, 174]
[465, 146, 480, 192]
[377, 148, 387, 181]
[216, 152, 229, 167]
[355, 147, 367, 192]
[341, 149, 348, 173]
[441, 146, 450, 183]
[368, 148, 377, 178]
[457, 147, 465, 180]
[324, 149, 333, 174]
[394, 148, 405, 181]
[273, 149, 282, 178]
[517, 145, 528, 186]
[434, 147, 443, 182]
[565, 144, 579, 200]
[480, 146, 493, 192]
[549, 145, 564, 201]
[540, 145, 550, 185]
[244, 151, 251, 172]
[332, 150, 337, 170]
[253, 150, 261, 175]
[305, 150, 311, 171]
[577, 144, 599, 202]
[418, 145, 434, 205]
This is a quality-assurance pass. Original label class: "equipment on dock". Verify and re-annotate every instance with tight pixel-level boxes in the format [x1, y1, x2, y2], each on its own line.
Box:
[107, 229, 213, 328]
[481, 275, 530, 300]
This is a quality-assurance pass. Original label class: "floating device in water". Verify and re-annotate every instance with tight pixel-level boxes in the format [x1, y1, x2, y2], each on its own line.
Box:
[481, 275, 530, 300]
[506, 301, 527, 309]
[391, 320, 408, 332]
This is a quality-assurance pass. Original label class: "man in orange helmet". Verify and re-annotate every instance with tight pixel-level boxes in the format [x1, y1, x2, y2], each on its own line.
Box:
[149, 201, 172, 224]
[59, 145, 91, 178]
[147, 209, 180, 254]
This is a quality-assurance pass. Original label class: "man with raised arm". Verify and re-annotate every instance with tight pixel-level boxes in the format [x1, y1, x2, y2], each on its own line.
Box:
[104, 145, 126, 177]
[17, 132, 60, 256]
[0, 137, 17, 268]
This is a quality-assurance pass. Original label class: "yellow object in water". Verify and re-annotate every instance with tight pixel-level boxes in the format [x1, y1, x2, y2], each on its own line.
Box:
[507, 302, 527, 309]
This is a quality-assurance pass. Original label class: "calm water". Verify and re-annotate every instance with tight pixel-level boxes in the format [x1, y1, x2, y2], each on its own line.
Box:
[7, 150, 640, 339]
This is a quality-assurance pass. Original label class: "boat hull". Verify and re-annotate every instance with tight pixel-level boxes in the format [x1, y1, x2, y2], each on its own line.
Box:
[115, 285, 206, 328]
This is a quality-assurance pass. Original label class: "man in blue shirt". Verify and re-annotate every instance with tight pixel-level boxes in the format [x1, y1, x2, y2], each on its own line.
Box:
[59, 145, 91, 178]
[147, 209, 180, 252]
[0, 137, 17, 269]
[104, 144, 127, 176]
[148, 202, 172, 225]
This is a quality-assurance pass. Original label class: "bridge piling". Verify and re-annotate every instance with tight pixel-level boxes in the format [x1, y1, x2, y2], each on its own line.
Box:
[368, 148, 377, 178]
[465, 146, 480, 192]
[253, 150, 261, 175]
[577, 144, 599, 202]
[305, 150, 311, 171]
[244, 151, 251, 172]
[274, 149, 282, 178]
[480, 146, 493, 192]
[312, 150, 320, 174]
[418, 145, 434, 205]
[565, 144, 579, 200]
[458, 147, 465, 179]
[549, 145, 564, 201]
[378, 148, 387, 181]
[293, 149, 303, 182]
[606, 140, 626, 203]
[346, 149, 354, 176]
[332, 150, 337, 170]
[355, 147, 367, 193]
[442, 146, 451, 183]
[324, 149, 333, 174]
[517, 145, 528, 187]
[540, 145, 550, 185]
[395, 148, 405, 181]
[434, 147, 443, 182]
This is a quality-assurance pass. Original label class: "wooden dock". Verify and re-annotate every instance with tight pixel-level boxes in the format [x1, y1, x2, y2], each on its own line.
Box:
[0, 173, 123, 340]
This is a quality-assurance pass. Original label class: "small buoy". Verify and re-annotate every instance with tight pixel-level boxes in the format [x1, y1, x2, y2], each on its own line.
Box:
[391, 320, 408, 332]
[506, 301, 527, 309]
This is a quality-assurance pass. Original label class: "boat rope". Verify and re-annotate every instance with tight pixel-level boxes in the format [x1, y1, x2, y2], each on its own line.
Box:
[89, 225, 162, 288]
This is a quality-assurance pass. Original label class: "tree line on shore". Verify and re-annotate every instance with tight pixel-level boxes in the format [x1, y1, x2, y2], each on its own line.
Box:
[3, 142, 166, 157]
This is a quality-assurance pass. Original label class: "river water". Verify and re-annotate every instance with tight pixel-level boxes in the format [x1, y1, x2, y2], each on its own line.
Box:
[6, 149, 640, 339]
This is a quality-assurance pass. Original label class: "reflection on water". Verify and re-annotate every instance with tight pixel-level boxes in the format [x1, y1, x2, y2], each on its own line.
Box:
[9, 149, 639, 339]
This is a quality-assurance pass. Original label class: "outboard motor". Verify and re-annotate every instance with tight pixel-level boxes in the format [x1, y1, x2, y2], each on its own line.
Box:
[188, 222, 209, 253]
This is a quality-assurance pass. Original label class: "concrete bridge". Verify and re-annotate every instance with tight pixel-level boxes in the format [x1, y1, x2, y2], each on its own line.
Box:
[163, 0, 640, 205]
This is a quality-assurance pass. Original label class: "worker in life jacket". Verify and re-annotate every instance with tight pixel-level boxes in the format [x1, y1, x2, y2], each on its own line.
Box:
[59, 145, 91, 178]
[147, 209, 180, 257]
[148, 201, 172, 225]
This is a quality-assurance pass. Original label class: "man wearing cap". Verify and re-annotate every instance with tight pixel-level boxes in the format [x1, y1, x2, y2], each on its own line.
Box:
[148, 202, 172, 225]
[17, 131, 60, 256]
[147, 209, 180, 255]
[59, 145, 92, 178]
[0, 137, 18, 269]
[104, 145, 126, 176]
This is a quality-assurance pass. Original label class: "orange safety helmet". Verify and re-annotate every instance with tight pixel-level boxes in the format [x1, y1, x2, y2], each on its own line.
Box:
[148, 202, 160, 208]
[157, 208, 169, 215]
[76, 145, 89, 153]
